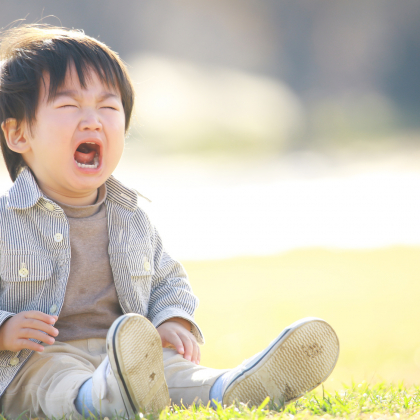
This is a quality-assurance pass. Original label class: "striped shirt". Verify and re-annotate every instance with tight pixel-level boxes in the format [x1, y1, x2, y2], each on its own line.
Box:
[0, 167, 203, 396]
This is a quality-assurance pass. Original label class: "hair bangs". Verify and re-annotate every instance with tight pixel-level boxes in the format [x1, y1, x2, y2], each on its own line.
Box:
[45, 39, 122, 104]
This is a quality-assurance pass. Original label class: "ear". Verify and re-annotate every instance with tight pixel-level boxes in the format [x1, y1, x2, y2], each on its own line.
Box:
[1, 118, 31, 154]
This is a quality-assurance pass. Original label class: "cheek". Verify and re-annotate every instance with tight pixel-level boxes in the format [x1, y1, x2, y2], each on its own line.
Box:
[110, 114, 126, 135]
[111, 136, 125, 161]
[34, 111, 75, 141]
[107, 117, 126, 152]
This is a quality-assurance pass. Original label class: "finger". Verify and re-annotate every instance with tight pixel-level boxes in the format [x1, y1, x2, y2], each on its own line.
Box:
[191, 340, 199, 364]
[24, 311, 57, 326]
[21, 319, 58, 337]
[22, 319, 58, 337]
[20, 328, 56, 345]
[168, 332, 185, 355]
[197, 345, 201, 365]
[188, 334, 197, 363]
[181, 335, 193, 362]
[15, 338, 45, 353]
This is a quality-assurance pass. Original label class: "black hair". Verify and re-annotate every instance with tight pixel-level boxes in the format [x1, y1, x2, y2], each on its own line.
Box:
[0, 24, 135, 180]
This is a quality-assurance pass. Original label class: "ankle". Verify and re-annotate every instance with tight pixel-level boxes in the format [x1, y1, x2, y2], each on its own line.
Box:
[209, 372, 230, 408]
[91, 356, 128, 417]
[75, 378, 96, 415]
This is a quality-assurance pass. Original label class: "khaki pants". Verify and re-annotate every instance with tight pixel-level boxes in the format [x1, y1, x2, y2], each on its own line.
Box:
[1, 339, 226, 419]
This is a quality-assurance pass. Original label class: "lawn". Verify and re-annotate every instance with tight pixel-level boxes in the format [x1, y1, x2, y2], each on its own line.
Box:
[12, 383, 420, 419]
[164, 383, 420, 420]
[6, 247, 420, 419]
[184, 247, 420, 388]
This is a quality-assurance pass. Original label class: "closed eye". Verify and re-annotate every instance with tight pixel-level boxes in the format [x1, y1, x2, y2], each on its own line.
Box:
[100, 103, 120, 110]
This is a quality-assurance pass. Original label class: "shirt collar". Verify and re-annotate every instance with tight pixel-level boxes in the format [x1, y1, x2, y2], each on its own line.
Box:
[105, 175, 138, 211]
[7, 166, 138, 212]
[7, 167, 43, 210]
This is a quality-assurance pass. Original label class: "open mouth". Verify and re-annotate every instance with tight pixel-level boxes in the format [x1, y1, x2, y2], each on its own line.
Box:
[74, 142, 100, 169]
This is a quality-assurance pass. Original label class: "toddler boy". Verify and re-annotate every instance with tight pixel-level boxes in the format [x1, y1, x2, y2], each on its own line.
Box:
[0, 25, 339, 418]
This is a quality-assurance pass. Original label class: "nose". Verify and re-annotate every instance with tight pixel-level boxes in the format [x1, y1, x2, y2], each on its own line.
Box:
[79, 110, 102, 131]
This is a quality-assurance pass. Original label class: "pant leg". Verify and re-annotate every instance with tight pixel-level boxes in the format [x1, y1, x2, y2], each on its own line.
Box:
[1, 338, 107, 419]
[2, 341, 227, 416]
[163, 348, 228, 407]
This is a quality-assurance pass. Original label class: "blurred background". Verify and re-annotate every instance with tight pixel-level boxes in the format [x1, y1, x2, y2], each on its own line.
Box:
[1, 0, 420, 389]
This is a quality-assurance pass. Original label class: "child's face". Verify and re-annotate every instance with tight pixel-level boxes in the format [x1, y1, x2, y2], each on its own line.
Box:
[20, 64, 125, 200]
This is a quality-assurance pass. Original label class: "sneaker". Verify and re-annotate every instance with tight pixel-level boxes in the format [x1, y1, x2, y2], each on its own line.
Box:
[221, 317, 339, 407]
[92, 313, 170, 417]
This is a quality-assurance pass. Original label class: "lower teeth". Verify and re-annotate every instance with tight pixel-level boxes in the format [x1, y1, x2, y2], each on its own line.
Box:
[75, 155, 99, 169]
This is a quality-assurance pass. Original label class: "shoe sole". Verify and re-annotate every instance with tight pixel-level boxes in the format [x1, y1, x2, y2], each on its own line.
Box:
[222, 318, 339, 407]
[106, 314, 170, 415]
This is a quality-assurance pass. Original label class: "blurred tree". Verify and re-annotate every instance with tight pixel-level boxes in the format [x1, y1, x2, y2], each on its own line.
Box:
[1, 0, 420, 121]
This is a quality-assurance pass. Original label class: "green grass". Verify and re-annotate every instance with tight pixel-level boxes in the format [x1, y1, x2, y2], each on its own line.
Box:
[7, 383, 420, 420]
[164, 383, 420, 420]
[6, 247, 420, 419]
[184, 247, 420, 387]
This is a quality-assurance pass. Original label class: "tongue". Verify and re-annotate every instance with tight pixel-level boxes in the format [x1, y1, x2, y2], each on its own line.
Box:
[74, 150, 96, 165]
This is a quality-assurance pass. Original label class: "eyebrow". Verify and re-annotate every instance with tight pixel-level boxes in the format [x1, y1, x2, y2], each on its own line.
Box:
[53, 90, 120, 101]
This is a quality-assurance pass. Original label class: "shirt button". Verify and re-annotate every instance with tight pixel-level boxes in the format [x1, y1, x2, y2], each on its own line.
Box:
[9, 357, 19, 366]
[144, 260, 151, 271]
[54, 233, 63, 242]
[18, 268, 29, 278]
[45, 203, 54, 212]
[50, 304, 58, 314]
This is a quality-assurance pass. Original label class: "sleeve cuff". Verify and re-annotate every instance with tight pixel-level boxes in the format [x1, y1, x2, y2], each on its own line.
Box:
[150, 308, 205, 345]
[0, 311, 14, 327]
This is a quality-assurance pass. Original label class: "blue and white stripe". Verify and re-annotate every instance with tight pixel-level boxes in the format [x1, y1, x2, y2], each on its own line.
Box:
[0, 167, 203, 396]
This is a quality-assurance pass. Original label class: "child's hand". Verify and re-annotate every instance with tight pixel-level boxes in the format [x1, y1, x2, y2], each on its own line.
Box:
[0, 311, 58, 353]
[157, 318, 200, 364]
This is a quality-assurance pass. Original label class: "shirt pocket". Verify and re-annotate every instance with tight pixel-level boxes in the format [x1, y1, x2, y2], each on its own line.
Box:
[125, 245, 154, 314]
[0, 252, 54, 282]
[126, 245, 155, 278]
